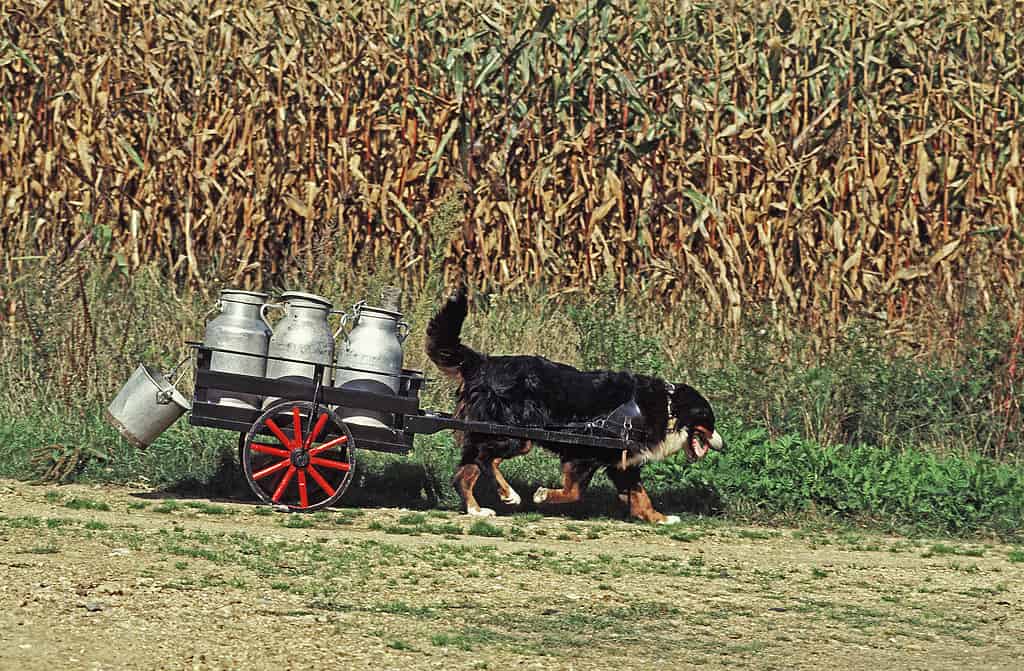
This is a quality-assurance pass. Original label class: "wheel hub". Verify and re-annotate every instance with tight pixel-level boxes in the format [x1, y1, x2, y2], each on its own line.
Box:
[290, 449, 310, 468]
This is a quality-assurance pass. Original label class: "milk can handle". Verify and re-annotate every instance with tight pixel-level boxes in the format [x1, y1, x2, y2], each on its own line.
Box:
[331, 310, 350, 341]
[259, 302, 283, 328]
[332, 301, 365, 340]
[396, 320, 411, 343]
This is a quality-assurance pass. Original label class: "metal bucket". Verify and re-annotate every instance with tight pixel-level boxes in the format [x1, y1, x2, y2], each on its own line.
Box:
[105, 364, 191, 449]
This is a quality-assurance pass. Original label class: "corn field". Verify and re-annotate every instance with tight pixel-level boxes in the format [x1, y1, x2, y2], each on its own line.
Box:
[1, 0, 1022, 331]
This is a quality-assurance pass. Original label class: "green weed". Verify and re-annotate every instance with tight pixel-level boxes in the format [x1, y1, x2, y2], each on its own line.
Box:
[468, 520, 504, 538]
[64, 497, 110, 512]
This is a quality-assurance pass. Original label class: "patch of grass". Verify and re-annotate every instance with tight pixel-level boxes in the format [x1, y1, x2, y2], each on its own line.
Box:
[468, 520, 504, 538]
[431, 627, 504, 651]
[21, 545, 60, 554]
[380, 524, 422, 536]
[127, 501, 148, 510]
[1008, 549, 1024, 563]
[64, 497, 111, 512]
[736, 528, 777, 540]
[280, 516, 315, 529]
[386, 640, 414, 651]
[152, 500, 182, 514]
[657, 526, 702, 542]
[377, 601, 434, 618]
[185, 501, 232, 515]
[6, 515, 42, 528]
[811, 567, 829, 579]
[84, 520, 109, 530]
[398, 512, 428, 525]
[922, 543, 985, 558]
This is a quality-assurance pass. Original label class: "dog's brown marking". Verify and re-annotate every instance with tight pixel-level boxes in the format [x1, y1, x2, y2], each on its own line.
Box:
[491, 457, 514, 502]
[618, 486, 664, 523]
[607, 466, 667, 523]
[452, 462, 484, 513]
[536, 461, 599, 504]
[490, 441, 531, 504]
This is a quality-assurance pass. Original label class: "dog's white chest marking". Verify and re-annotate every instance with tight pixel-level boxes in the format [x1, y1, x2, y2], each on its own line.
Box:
[624, 431, 688, 467]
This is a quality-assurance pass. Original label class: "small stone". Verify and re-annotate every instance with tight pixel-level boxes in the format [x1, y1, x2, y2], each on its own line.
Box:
[83, 601, 104, 612]
[109, 548, 130, 556]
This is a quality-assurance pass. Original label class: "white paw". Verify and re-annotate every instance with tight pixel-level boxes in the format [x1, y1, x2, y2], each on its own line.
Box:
[658, 515, 682, 525]
[467, 506, 496, 518]
[501, 488, 522, 506]
[532, 487, 549, 504]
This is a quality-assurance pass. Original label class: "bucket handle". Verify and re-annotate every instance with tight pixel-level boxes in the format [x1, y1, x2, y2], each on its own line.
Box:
[156, 353, 192, 405]
[396, 320, 411, 343]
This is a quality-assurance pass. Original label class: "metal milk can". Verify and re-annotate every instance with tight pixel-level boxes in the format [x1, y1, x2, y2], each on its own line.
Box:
[333, 300, 410, 427]
[203, 289, 273, 408]
[262, 291, 336, 407]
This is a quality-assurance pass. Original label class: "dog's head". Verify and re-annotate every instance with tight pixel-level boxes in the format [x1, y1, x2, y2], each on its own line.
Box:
[668, 383, 725, 461]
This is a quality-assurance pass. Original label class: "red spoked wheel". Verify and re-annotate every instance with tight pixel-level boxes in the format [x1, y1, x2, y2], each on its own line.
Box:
[241, 400, 356, 512]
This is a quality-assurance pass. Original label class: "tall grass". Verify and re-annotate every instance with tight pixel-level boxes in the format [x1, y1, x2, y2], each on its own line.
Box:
[2, 0, 1021, 336]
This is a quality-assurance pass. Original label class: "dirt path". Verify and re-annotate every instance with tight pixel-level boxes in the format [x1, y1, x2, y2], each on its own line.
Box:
[1, 478, 1022, 670]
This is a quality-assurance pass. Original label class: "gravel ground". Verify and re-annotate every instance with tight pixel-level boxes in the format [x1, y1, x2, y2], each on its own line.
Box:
[1, 478, 1022, 671]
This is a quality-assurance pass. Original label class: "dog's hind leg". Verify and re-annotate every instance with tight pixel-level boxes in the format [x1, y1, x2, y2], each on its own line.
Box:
[533, 460, 599, 505]
[453, 461, 495, 517]
[606, 466, 679, 524]
[453, 442, 496, 517]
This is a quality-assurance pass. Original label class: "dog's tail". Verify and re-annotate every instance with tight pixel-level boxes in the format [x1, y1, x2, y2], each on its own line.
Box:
[425, 286, 481, 380]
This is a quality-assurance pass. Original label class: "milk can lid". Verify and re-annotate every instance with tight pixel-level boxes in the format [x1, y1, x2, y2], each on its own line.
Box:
[279, 290, 333, 308]
[220, 289, 270, 304]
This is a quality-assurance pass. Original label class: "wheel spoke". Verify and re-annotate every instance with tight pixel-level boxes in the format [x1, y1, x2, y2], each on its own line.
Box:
[264, 418, 293, 449]
[304, 413, 330, 449]
[309, 434, 348, 456]
[292, 406, 303, 448]
[271, 466, 296, 502]
[253, 458, 291, 481]
[310, 456, 350, 471]
[297, 469, 309, 508]
[306, 465, 336, 497]
[250, 443, 289, 458]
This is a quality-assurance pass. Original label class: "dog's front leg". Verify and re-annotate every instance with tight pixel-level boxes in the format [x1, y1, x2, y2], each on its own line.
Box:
[491, 458, 522, 506]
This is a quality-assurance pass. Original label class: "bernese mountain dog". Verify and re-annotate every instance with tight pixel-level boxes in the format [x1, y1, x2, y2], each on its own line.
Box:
[425, 286, 724, 524]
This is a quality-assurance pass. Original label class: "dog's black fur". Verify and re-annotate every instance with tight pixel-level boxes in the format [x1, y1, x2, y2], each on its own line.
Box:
[425, 286, 722, 523]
